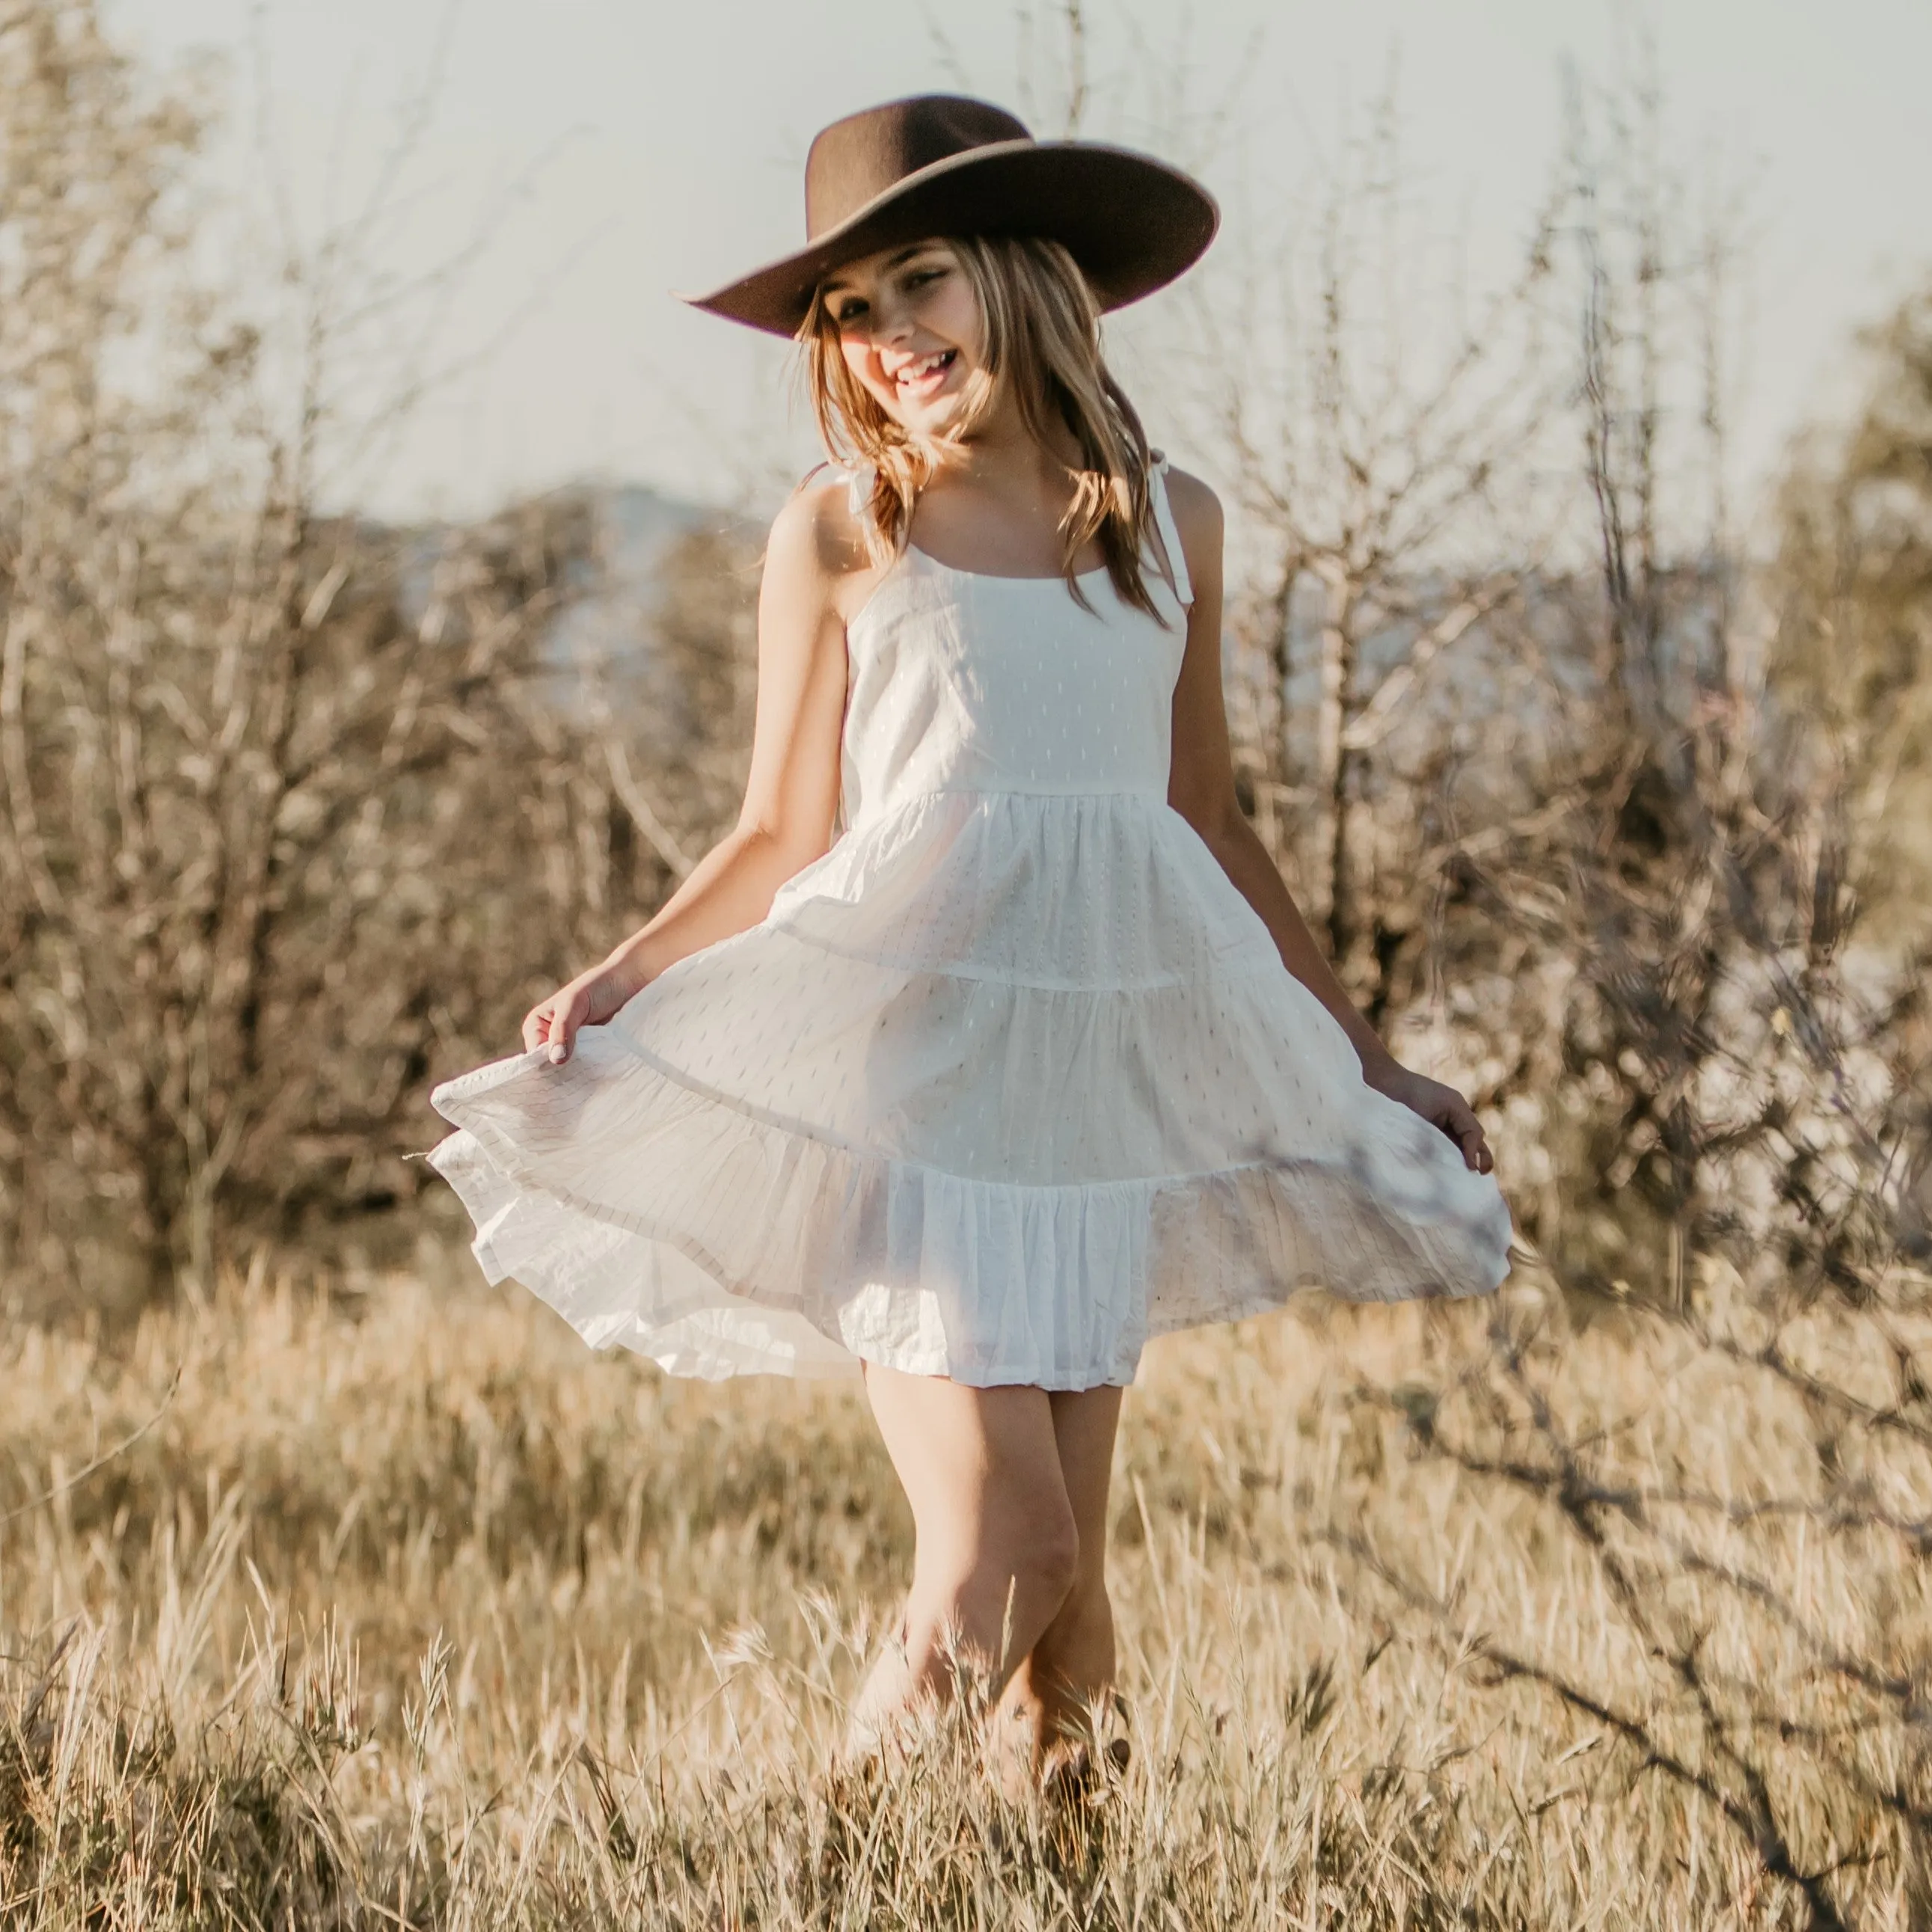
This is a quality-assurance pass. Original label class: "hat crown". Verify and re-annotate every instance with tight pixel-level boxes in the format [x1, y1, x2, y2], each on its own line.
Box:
[804, 96, 1032, 241]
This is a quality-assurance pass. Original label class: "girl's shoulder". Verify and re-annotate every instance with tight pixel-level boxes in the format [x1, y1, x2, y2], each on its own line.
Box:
[1150, 458, 1223, 605]
[1157, 462, 1224, 544]
[767, 462, 879, 589]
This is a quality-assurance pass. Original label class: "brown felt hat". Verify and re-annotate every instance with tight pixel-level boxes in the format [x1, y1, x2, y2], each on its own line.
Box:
[678, 94, 1218, 337]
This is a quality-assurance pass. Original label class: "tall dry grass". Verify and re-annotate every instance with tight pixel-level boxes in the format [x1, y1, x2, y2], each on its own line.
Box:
[4, 1249, 1928, 1926]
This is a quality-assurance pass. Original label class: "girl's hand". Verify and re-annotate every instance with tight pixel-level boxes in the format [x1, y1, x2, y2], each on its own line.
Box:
[1362, 1058, 1495, 1175]
[521, 961, 644, 1065]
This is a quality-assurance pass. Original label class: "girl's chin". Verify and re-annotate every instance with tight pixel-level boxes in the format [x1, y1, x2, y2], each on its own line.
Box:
[887, 393, 967, 435]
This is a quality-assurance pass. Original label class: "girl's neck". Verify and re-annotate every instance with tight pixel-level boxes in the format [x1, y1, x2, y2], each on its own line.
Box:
[934, 408, 1082, 497]
[907, 365, 1059, 476]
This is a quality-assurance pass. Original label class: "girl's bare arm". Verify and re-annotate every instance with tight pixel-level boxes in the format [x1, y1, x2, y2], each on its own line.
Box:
[525, 477, 860, 1062]
[1162, 470, 1494, 1174]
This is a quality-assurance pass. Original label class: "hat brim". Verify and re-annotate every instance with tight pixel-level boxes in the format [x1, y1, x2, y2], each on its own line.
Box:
[675, 139, 1218, 337]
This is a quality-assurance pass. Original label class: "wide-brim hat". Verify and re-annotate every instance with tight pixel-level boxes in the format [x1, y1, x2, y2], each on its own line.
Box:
[678, 94, 1218, 338]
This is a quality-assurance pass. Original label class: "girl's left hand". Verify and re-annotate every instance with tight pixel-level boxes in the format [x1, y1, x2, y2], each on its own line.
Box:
[1362, 1059, 1495, 1174]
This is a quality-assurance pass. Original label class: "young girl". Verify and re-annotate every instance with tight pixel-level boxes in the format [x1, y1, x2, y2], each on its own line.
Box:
[429, 94, 1513, 1781]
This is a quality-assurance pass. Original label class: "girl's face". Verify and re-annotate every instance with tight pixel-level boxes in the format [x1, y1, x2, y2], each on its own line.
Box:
[819, 239, 986, 438]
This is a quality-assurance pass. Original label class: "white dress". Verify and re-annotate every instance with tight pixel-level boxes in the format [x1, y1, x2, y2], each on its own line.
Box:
[429, 457, 1514, 1388]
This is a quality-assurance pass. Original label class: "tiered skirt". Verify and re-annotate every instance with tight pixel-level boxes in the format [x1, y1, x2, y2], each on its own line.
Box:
[430, 791, 1515, 1387]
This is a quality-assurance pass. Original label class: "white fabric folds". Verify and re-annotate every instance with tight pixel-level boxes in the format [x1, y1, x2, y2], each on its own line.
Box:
[429, 459, 1514, 1387]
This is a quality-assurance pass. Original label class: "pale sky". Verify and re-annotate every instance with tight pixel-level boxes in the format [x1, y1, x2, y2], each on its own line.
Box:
[122, 0, 1930, 525]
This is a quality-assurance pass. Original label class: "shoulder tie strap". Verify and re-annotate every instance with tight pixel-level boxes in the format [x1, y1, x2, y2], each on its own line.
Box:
[796, 458, 873, 509]
[1147, 451, 1193, 608]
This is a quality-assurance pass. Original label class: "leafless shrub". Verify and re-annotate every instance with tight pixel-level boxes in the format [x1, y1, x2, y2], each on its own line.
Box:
[0, 4, 758, 1308]
[1310, 57, 1932, 1932]
[1332, 1270, 1932, 1929]
[1770, 286, 1932, 942]
[1210, 79, 1569, 1030]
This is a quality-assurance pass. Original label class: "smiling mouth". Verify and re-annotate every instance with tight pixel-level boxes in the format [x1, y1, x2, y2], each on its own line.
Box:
[894, 349, 958, 396]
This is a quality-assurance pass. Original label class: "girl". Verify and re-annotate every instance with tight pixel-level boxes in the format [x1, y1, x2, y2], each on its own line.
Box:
[429, 94, 1514, 1783]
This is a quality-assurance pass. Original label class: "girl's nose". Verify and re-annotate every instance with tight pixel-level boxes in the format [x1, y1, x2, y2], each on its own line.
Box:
[869, 293, 916, 344]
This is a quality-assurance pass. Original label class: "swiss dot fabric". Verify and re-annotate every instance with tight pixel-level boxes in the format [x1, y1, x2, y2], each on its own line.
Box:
[429, 457, 1515, 1387]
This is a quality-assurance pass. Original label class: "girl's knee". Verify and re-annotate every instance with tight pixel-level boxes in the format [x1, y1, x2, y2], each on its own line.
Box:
[1025, 1506, 1082, 1607]
[1042, 1560, 1112, 1645]
[983, 1503, 1079, 1610]
[934, 1500, 1079, 1613]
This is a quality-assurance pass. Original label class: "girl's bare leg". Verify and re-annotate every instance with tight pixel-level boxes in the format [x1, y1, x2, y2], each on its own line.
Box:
[847, 1362, 1123, 1776]
[1004, 1384, 1124, 1758]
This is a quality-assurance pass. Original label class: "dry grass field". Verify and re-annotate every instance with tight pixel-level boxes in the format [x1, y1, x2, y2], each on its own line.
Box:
[4, 1248, 1928, 1928]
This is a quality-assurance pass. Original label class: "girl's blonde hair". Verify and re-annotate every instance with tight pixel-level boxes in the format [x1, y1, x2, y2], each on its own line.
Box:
[795, 233, 1174, 624]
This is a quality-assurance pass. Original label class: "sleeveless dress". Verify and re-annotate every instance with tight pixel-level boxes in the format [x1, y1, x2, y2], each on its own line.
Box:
[428, 458, 1514, 1388]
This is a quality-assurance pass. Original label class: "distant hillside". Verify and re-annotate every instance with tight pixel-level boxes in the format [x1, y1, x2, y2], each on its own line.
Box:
[549, 483, 759, 675]
[599, 483, 748, 586]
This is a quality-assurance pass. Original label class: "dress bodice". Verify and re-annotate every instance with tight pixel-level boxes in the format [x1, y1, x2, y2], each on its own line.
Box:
[836, 461, 1194, 829]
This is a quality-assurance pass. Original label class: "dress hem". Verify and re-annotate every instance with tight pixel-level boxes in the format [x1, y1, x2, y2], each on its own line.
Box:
[430, 1029, 1513, 1390]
